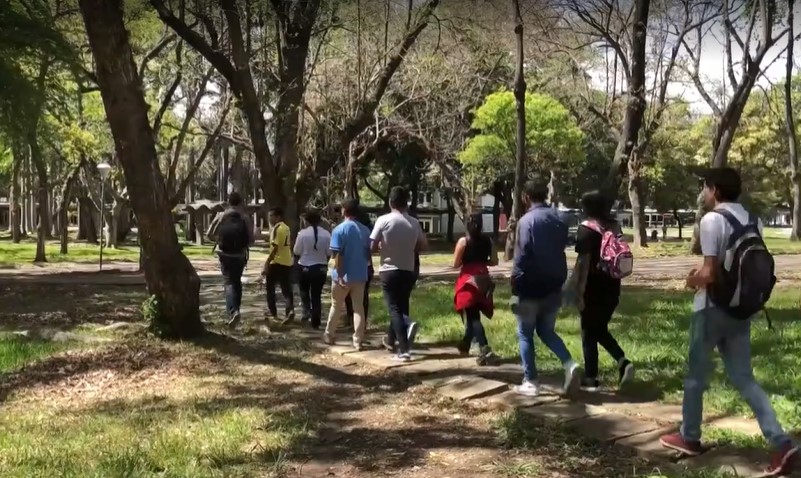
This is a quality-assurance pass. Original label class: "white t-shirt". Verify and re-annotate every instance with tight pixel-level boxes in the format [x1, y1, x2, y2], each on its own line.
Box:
[370, 211, 424, 272]
[694, 202, 763, 312]
[293, 226, 331, 267]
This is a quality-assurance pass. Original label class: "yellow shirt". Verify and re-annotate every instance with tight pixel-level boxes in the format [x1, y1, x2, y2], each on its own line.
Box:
[269, 222, 293, 266]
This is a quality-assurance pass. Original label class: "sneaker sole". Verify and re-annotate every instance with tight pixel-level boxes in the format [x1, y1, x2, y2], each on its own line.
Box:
[580, 386, 599, 393]
[659, 438, 703, 457]
[620, 363, 635, 387]
[563, 367, 580, 395]
[512, 387, 540, 397]
[770, 447, 799, 477]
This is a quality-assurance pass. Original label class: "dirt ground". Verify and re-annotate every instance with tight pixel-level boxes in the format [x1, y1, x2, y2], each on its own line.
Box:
[0, 282, 673, 478]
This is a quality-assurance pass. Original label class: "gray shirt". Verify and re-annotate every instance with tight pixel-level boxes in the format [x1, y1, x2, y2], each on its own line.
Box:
[370, 211, 424, 272]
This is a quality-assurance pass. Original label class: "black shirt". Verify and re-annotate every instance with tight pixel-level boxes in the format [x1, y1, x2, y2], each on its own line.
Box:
[575, 223, 621, 305]
[462, 235, 492, 266]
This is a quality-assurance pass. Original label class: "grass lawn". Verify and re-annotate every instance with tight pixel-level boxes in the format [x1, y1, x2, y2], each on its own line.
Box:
[0, 282, 743, 478]
[369, 282, 801, 430]
[622, 227, 801, 258]
[0, 336, 68, 373]
[0, 240, 270, 266]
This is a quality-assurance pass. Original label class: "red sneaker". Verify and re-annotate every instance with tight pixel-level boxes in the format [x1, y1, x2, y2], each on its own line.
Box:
[659, 432, 704, 457]
[766, 443, 799, 477]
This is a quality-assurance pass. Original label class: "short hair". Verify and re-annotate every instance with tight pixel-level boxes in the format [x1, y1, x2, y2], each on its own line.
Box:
[703, 167, 741, 202]
[341, 198, 360, 217]
[228, 191, 243, 207]
[269, 206, 284, 217]
[523, 179, 549, 203]
[580, 190, 612, 220]
[389, 186, 408, 209]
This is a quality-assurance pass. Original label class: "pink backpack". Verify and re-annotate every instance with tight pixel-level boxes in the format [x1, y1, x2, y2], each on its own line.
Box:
[581, 220, 633, 279]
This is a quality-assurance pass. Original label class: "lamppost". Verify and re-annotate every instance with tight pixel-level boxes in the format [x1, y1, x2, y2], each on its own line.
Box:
[97, 161, 112, 271]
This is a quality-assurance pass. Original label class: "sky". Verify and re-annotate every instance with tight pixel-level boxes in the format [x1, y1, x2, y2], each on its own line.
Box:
[589, 3, 801, 115]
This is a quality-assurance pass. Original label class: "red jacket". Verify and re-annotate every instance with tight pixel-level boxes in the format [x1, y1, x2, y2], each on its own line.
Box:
[454, 263, 495, 319]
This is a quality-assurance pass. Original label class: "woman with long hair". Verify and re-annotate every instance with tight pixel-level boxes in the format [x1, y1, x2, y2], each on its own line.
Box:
[293, 209, 331, 329]
[453, 213, 499, 365]
[570, 191, 633, 391]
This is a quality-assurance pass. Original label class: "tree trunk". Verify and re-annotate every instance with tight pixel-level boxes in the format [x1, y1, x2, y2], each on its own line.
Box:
[628, 174, 648, 248]
[673, 208, 684, 240]
[785, 0, 800, 241]
[492, 180, 502, 237]
[79, 0, 201, 339]
[78, 197, 99, 243]
[547, 169, 558, 206]
[57, 170, 78, 254]
[603, 0, 650, 198]
[505, 0, 527, 261]
[28, 139, 49, 262]
[10, 143, 23, 243]
[445, 192, 456, 242]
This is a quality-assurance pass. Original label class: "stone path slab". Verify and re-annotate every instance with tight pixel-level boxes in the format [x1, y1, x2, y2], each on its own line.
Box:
[395, 357, 478, 376]
[347, 349, 410, 369]
[522, 401, 606, 424]
[487, 390, 561, 411]
[567, 412, 662, 443]
[614, 426, 679, 462]
[684, 447, 770, 478]
[707, 416, 763, 436]
[437, 375, 509, 401]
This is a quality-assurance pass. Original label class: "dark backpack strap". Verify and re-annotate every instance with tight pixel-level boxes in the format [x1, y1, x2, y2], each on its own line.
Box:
[712, 209, 747, 248]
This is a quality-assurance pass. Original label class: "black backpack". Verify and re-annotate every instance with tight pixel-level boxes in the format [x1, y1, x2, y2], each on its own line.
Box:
[217, 211, 249, 254]
[707, 209, 776, 321]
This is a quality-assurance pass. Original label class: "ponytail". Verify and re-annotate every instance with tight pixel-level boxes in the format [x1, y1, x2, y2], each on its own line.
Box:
[305, 209, 322, 251]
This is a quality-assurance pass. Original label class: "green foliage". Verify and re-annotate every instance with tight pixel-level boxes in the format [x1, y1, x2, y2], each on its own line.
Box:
[141, 295, 169, 338]
[459, 90, 585, 175]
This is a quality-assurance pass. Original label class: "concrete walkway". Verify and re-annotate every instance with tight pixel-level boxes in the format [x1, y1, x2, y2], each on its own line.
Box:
[3, 254, 801, 285]
[302, 331, 781, 478]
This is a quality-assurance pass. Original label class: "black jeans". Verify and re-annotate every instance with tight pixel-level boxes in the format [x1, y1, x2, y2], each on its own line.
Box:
[381, 269, 416, 354]
[580, 297, 624, 379]
[298, 264, 327, 328]
[220, 254, 247, 316]
[346, 267, 372, 328]
[462, 306, 488, 348]
[385, 267, 418, 345]
[266, 264, 294, 318]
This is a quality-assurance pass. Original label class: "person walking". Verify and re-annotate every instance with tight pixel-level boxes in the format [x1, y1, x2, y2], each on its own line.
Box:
[371, 187, 426, 362]
[293, 209, 330, 330]
[262, 207, 295, 324]
[569, 190, 633, 391]
[453, 213, 498, 365]
[323, 199, 371, 350]
[206, 192, 254, 328]
[511, 180, 580, 397]
[659, 168, 797, 476]
[346, 206, 374, 330]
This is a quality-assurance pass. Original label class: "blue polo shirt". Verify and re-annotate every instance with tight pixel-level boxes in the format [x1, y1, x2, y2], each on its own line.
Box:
[511, 204, 568, 299]
[330, 219, 371, 283]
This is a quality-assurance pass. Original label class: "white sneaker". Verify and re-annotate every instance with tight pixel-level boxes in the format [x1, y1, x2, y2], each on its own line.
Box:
[563, 360, 580, 395]
[322, 333, 334, 345]
[513, 380, 540, 397]
[392, 353, 412, 362]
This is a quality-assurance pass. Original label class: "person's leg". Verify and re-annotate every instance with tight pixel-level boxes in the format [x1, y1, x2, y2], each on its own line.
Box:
[718, 315, 793, 450]
[219, 256, 236, 316]
[595, 301, 626, 363]
[535, 292, 579, 393]
[349, 281, 367, 347]
[534, 293, 573, 364]
[231, 257, 246, 313]
[467, 306, 489, 348]
[310, 267, 326, 329]
[277, 265, 295, 320]
[679, 310, 715, 444]
[399, 270, 417, 346]
[460, 308, 475, 350]
[323, 280, 348, 342]
[363, 273, 371, 329]
[513, 300, 539, 393]
[345, 294, 354, 328]
[580, 308, 600, 380]
[298, 268, 312, 321]
[264, 265, 278, 318]
[382, 271, 410, 356]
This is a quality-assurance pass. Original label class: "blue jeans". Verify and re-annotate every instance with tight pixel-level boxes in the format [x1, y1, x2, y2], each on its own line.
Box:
[513, 292, 573, 382]
[681, 308, 792, 449]
[219, 254, 247, 315]
[462, 306, 489, 348]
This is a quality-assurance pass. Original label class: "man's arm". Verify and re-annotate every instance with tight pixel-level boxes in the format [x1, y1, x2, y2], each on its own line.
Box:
[687, 214, 721, 289]
[415, 221, 428, 253]
[369, 219, 383, 253]
[488, 240, 499, 266]
[206, 212, 222, 242]
[262, 225, 282, 274]
[245, 214, 255, 246]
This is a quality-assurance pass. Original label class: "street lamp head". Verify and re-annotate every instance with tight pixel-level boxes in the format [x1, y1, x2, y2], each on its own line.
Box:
[97, 162, 112, 180]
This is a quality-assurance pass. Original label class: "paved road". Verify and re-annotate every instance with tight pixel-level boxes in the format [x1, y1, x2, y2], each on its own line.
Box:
[2, 255, 801, 286]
